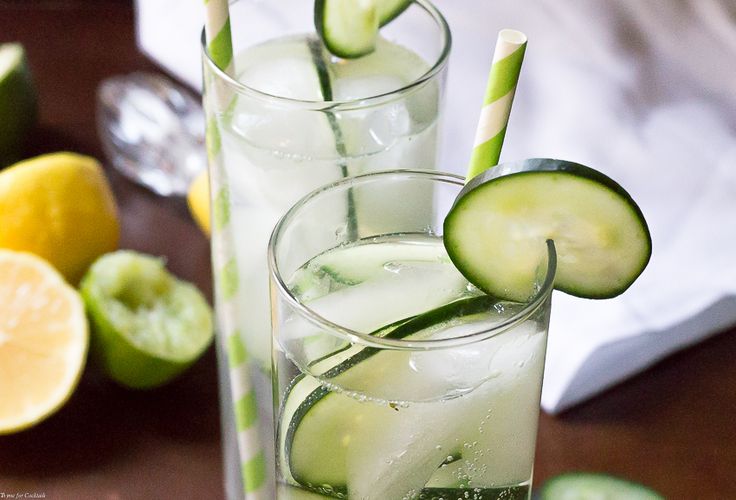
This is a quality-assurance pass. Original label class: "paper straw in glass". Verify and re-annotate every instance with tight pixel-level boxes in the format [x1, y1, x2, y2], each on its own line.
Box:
[203, 0, 267, 498]
[466, 29, 527, 181]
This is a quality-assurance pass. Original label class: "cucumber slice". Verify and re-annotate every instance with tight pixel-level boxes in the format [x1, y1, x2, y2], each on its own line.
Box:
[376, 0, 414, 26]
[315, 0, 414, 58]
[316, 240, 450, 283]
[317, 295, 497, 377]
[278, 296, 498, 493]
[539, 472, 664, 499]
[315, 0, 379, 59]
[444, 159, 652, 301]
[291, 240, 453, 300]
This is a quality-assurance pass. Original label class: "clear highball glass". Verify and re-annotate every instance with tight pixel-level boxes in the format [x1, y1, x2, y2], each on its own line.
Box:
[201, 2, 451, 497]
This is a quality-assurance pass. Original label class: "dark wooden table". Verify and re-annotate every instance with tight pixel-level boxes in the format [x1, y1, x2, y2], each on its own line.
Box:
[1, 1, 735, 499]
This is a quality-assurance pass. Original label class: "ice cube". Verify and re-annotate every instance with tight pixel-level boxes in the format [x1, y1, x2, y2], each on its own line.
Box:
[236, 39, 323, 101]
[451, 327, 547, 486]
[345, 403, 458, 499]
[332, 74, 407, 101]
[226, 40, 338, 164]
[408, 326, 504, 397]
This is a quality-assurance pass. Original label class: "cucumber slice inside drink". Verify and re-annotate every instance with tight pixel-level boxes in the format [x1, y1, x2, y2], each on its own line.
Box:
[315, 0, 414, 58]
[276, 232, 549, 497]
[279, 296, 503, 494]
[539, 472, 665, 500]
[290, 239, 453, 300]
[444, 159, 652, 301]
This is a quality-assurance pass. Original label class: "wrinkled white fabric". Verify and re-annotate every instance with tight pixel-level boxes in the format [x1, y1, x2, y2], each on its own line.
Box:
[136, 0, 736, 412]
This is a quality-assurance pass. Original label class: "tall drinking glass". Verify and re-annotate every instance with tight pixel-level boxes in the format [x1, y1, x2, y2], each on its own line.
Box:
[201, 2, 451, 497]
[269, 171, 556, 499]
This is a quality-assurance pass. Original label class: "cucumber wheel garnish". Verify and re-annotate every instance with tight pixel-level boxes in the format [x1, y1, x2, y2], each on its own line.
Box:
[315, 0, 414, 59]
[443, 159, 652, 301]
[539, 472, 665, 499]
[375, 0, 415, 26]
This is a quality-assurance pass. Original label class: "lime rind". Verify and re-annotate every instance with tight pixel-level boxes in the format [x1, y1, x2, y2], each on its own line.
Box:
[0, 43, 37, 166]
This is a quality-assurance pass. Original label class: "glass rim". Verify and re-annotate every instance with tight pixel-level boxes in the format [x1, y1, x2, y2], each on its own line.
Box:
[200, 0, 452, 111]
[268, 170, 558, 351]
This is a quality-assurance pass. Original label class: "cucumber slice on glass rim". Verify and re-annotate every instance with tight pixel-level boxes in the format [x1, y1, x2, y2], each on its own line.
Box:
[376, 0, 415, 26]
[315, 0, 414, 58]
[443, 158, 652, 301]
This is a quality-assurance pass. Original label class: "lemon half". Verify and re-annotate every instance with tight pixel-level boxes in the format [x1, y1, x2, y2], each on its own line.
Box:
[0, 250, 88, 434]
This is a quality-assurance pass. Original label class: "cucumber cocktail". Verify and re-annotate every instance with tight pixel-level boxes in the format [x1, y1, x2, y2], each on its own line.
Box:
[203, 0, 449, 374]
[270, 159, 650, 499]
[205, 1, 653, 497]
[209, 33, 440, 370]
[201, 1, 450, 496]
[270, 171, 557, 499]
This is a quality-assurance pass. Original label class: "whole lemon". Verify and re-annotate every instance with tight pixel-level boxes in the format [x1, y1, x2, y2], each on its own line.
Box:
[0, 152, 120, 283]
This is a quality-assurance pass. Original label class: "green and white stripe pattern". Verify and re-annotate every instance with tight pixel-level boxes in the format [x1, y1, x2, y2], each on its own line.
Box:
[204, 0, 234, 75]
[466, 29, 527, 181]
[209, 178, 267, 498]
[204, 1, 267, 498]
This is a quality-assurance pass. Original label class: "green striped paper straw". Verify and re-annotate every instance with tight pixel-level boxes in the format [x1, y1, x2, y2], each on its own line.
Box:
[204, 0, 234, 74]
[203, 1, 267, 498]
[466, 29, 528, 181]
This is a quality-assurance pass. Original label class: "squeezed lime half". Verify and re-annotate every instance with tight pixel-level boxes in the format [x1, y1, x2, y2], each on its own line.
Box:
[80, 250, 214, 389]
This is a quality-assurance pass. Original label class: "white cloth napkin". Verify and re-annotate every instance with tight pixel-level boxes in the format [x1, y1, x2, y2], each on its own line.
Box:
[135, 0, 736, 413]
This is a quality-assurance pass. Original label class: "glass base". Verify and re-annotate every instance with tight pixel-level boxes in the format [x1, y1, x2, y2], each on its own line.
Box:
[277, 482, 531, 500]
[216, 337, 276, 499]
